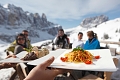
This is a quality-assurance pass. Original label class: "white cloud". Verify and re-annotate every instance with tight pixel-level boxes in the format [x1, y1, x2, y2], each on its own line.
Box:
[1, 0, 120, 20]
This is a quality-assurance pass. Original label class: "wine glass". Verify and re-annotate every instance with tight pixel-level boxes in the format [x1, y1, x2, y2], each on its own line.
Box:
[65, 44, 69, 49]
[59, 42, 63, 48]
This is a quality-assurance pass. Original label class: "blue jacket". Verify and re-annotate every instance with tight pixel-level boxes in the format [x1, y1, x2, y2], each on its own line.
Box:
[83, 38, 100, 50]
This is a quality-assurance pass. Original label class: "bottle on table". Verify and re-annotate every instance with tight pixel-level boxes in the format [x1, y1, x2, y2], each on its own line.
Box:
[52, 40, 55, 50]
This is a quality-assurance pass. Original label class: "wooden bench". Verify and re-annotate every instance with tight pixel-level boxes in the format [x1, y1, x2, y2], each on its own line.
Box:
[6, 51, 29, 80]
[104, 58, 118, 80]
[16, 63, 29, 80]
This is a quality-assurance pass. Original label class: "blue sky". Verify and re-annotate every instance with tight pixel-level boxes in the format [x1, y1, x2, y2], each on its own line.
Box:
[1, 0, 120, 29]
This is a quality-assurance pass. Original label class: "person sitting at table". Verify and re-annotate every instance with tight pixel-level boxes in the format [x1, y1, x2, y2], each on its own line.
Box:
[54, 29, 70, 49]
[6, 33, 35, 80]
[82, 30, 100, 77]
[72, 32, 84, 49]
[1, 33, 27, 69]
[83, 30, 100, 50]
[6, 30, 32, 54]
[14, 33, 27, 54]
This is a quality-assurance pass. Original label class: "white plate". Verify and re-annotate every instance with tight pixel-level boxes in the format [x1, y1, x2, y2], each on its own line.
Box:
[0, 51, 30, 63]
[0, 57, 31, 63]
[28, 49, 117, 72]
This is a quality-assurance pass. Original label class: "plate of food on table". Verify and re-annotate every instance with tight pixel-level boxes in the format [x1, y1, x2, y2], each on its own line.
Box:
[49, 47, 116, 71]
[0, 46, 49, 63]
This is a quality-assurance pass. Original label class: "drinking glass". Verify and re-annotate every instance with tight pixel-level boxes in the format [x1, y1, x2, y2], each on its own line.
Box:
[65, 44, 69, 49]
[59, 42, 63, 48]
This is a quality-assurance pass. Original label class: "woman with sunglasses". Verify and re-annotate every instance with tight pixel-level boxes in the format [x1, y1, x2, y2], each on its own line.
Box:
[14, 33, 27, 54]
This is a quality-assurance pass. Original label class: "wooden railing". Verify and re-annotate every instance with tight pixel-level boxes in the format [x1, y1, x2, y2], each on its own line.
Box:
[99, 41, 120, 55]
[99, 41, 120, 45]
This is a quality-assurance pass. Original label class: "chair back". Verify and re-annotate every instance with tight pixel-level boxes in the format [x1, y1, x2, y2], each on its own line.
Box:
[19, 63, 29, 77]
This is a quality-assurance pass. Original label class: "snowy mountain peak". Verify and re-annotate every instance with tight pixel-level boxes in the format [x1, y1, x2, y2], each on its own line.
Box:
[3, 4, 14, 8]
[80, 15, 109, 28]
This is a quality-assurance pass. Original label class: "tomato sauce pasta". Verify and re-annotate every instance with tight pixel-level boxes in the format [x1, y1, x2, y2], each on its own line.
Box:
[64, 50, 93, 63]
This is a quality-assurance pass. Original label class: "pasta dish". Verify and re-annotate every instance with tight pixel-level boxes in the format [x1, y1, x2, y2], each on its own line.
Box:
[60, 47, 100, 64]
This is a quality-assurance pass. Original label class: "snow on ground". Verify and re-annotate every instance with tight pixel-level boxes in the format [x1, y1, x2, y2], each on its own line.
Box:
[32, 40, 52, 46]
[0, 40, 16, 80]
[0, 40, 9, 59]
[0, 68, 16, 80]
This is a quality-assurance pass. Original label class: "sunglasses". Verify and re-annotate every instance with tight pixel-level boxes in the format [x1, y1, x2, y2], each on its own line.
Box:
[17, 38, 25, 41]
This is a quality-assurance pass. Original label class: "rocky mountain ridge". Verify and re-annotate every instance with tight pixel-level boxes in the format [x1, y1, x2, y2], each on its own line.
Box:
[0, 4, 62, 43]
[80, 15, 109, 28]
[65, 15, 109, 36]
